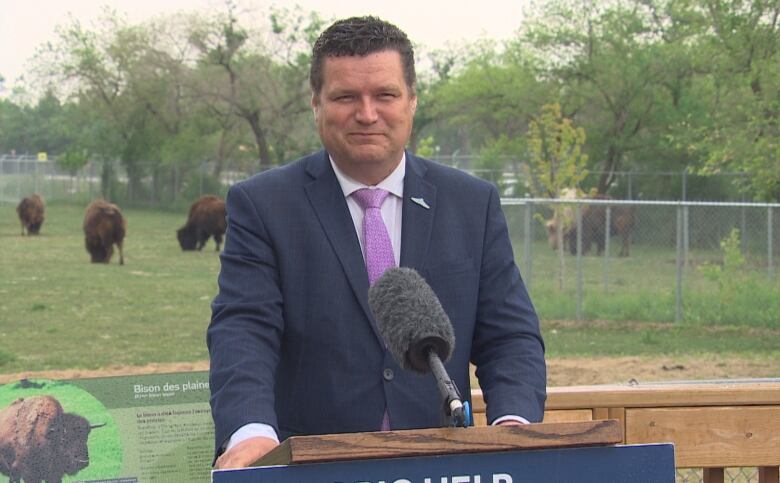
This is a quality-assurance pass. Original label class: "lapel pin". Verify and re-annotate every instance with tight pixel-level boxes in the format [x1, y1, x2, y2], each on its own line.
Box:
[410, 197, 430, 209]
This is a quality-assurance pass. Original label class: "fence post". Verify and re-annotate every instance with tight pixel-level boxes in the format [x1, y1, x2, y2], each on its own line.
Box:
[524, 201, 533, 291]
[33, 158, 39, 195]
[604, 205, 611, 292]
[683, 205, 690, 271]
[769, 207, 774, 281]
[741, 204, 747, 253]
[682, 169, 687, 201]
[16, 156, 21, 200]
[0, 156, 4, 202]
[576, 203, 583, 321]
[89, 162, 95, 200]
[675, 205, 683, 323]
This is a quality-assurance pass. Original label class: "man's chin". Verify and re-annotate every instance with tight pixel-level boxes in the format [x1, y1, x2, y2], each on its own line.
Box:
[343, 147, 395, 164]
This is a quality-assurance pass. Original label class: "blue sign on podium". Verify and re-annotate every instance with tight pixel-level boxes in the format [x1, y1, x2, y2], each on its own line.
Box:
[212, 443, 675, 483]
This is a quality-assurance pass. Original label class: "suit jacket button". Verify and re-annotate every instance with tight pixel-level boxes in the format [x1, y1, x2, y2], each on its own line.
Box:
[383, 368, 394, 381]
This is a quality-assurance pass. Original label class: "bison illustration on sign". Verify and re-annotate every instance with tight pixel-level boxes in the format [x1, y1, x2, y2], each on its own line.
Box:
[16, 194, 45, 236]
[0, 395, 105, 483]
[177, 195, 227, 251]
[83, 199, 126, 265]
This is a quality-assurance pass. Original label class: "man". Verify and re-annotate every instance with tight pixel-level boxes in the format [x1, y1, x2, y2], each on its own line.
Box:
[208, 16, 546, 469]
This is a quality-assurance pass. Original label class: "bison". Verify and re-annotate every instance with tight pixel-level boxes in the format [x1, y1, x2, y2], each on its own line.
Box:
[83, 199, 126, 265]
[546, 194, 635, 257]
[568, 196, 635, 257]
[177, 195, 226, 251]
[544, 188, 578, 251]
[16, 194, 45, 236]
[0, 395, 105, 483]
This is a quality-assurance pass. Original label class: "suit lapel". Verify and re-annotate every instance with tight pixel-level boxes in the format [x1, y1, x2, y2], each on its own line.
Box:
[303, 152, 380, 340]
[401, 154, 436, 272]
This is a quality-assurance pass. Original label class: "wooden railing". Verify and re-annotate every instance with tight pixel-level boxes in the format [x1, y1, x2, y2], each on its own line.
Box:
[471, 379, 780, 483]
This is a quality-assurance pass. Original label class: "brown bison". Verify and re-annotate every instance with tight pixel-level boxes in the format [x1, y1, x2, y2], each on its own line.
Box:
[546, 195, 635, 257]
[0, 395, 105, 483]
[16, 194, 45, 236]
[568, 196, 635, 257]
[83, 199, 126, 265]
[177, 195, 226, 251]
[544, 188, 578, 250]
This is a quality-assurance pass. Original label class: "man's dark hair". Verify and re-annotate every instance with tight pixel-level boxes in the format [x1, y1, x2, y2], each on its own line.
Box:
[310, 16, 416, 96]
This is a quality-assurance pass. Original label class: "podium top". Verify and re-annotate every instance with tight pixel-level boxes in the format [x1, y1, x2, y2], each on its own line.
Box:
[254, 419, 622, 466]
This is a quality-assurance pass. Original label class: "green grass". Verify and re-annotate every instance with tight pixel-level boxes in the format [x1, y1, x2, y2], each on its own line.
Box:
[0, 202, 778, 375]
[515, 239, 780, 327]
[0, 202, 219, 373]
[542, 320, 779, 357]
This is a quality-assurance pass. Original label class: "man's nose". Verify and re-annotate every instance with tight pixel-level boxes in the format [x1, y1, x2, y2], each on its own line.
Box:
[355, 97, 379, 124]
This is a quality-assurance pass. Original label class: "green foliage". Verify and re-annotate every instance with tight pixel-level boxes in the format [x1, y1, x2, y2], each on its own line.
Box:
[699, 228, 746, 304]
[181, 171, 225, 203]
[414, 135, 438, 158]
[59, 148, 90, 175]
[525, 102, 589, 290]
[526, 102, 589, 198]
[691, 228, 780, 325]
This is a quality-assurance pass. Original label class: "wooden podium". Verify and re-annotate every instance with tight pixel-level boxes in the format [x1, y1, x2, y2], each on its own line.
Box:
[212, 420, 675, 482]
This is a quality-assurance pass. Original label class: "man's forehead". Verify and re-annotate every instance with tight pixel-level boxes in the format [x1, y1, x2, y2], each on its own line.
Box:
[322, 49, 403, 65]
[321, 52, 406, 83]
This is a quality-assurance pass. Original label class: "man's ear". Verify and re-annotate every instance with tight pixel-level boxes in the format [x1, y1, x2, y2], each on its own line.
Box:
[311, 93, 320, 121]
[410, 95, 418, 115]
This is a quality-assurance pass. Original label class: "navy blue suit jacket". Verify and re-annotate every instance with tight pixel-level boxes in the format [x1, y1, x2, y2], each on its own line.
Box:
[208, 150, 546, 453]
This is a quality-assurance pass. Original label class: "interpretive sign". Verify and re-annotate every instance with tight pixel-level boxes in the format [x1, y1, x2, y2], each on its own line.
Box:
[0, 371, 214, 482]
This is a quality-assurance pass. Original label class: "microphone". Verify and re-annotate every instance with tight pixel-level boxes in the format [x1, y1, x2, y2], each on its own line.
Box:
[368, 267, 469, 427]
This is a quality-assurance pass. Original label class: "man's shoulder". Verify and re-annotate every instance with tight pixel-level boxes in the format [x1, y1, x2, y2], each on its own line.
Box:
[233, 151, 325, 192]
[408, 153, 496, 194]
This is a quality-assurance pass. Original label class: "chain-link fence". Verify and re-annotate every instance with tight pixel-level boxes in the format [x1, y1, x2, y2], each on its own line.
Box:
[1, 154, 757, 208]
[502, 198, 779, 325]
[0, 155, 249, 210]
[428, 154, 749, 201]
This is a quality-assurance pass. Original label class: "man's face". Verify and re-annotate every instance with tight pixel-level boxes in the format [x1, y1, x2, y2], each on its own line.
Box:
[312, 50, 417, 185]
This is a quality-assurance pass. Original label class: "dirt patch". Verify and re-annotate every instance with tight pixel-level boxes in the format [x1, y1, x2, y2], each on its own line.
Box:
[547, 354, 778, 387]
[0, 361, 210, 384]
[1, 355, 776, 386]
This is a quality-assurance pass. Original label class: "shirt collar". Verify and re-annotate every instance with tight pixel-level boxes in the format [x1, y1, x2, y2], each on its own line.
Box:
[330, 153, 406, 199]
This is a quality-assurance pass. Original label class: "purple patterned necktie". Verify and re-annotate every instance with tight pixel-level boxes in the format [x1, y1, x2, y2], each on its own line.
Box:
[352, 188, 396, 285]
[352, 187, 395, 431]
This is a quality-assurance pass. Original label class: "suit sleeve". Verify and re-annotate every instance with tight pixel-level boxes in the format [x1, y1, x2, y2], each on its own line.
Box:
[471, 186, 547, 423]
[207, 183, 283, 455]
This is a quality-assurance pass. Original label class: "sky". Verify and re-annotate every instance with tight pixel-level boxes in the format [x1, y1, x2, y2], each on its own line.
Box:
[0, 0, 526, 94]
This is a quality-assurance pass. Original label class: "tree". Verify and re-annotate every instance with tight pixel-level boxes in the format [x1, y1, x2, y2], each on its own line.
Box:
[684, 0, 780, 200]
[189, 5, 322, 171]
[522, 0, 693, 194]
[526, 103, 589, 289]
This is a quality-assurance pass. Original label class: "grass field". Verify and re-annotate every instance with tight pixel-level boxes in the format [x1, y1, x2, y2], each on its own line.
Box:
[0, 201, 778, 375]
[1, 202, 218, 373]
